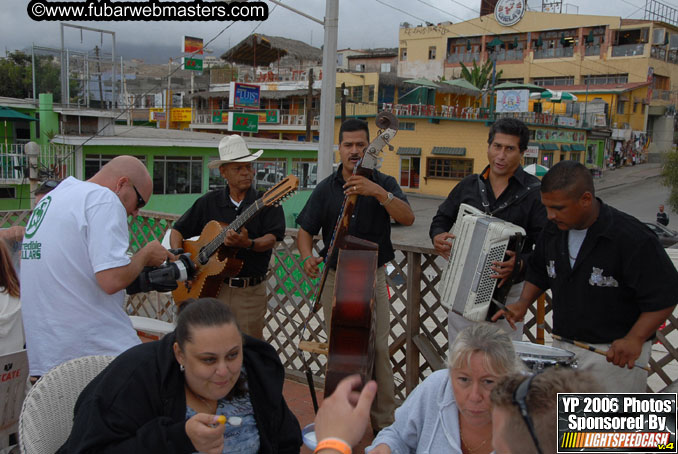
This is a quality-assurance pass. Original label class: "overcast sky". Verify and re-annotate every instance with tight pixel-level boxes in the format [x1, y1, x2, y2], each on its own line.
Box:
[0, 0, 670, 63]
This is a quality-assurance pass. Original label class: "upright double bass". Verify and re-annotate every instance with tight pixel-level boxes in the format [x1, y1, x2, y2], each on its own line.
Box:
[316, 112, 399, 396]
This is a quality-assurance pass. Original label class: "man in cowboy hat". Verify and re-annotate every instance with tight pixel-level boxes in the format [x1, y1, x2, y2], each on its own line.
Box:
[170, 135, 285, 339]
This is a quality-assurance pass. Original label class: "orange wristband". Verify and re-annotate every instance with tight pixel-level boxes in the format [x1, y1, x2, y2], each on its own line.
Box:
[313, 437, 352, 454]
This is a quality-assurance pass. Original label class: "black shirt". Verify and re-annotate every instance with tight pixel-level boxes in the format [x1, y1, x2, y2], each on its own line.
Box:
[526, 201, 678, 344]
[429, 165, 547, 264]
[296, 165, 409, 268]
[657, 211, 669, 226]
[172, 186, 285, 278]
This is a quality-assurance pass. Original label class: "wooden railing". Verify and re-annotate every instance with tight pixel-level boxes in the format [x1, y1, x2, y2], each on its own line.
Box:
[3, 209, 677, 394]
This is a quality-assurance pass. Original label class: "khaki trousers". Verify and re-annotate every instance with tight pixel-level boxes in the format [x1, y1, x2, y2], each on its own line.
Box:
[216, 281, 267, 340]
[320, 267, 395, 430]
[553, 338, 651, 393]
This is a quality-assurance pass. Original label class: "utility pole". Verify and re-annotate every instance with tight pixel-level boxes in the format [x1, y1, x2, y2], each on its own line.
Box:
[95, 46, 104, 109]
[306, 68, 314, 142]
[166, 58, 172, 129]
[267, 0, 338, 180]
[341, 82, 346, 123]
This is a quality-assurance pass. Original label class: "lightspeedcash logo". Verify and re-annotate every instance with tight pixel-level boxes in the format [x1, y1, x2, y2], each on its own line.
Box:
[27, 0, 269, 22]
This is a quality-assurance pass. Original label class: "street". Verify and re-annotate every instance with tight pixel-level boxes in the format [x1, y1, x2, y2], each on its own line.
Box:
[600, 177, 676, 226]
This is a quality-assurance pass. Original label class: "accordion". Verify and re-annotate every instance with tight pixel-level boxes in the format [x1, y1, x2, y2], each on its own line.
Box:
[438, 203, 526, 321]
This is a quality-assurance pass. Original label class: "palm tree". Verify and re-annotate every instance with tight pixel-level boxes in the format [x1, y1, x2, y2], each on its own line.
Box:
[459, 59, 503, 90]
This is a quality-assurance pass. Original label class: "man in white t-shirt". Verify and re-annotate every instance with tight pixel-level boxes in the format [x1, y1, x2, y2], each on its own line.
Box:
[21, 156, 174, 377]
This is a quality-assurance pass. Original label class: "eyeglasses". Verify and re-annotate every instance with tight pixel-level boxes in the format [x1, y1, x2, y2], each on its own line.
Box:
[131, 183, 146, 210]
[43, 180, 59, 188]
[513, 373, 544, 454]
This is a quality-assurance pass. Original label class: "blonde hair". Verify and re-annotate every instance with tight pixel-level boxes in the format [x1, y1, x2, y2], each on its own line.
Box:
[448, 323, 521, 376]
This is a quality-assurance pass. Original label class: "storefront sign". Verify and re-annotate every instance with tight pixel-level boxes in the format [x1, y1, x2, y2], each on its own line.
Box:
[496, 90, 529, 113]
[495, 0, 526, 26]
[149, 108, 165, 122]
[229, 82, 261, 109]
[557, 116, 577, 127]
[171, 108, 192, 122]
[535, 129, 586, 143]
[228, 112, 259, 133]
[183, 36, 204, 55]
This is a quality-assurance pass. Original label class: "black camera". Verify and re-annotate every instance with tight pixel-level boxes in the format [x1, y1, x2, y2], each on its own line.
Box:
[126, 251, 197, 295]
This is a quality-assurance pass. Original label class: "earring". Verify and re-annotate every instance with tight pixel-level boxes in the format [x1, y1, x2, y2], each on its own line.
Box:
[180, 364, 185, 372]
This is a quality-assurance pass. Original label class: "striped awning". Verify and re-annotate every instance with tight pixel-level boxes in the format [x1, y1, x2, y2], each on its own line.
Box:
[571, 144, 586, 151]
[431, 146, 466, 156]
[560, 144, 571, 151]
[397, 147, 422, 156]
[539, 143, 559, 151]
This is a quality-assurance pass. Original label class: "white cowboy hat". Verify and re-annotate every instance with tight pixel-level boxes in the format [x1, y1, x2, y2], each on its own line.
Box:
[208, 135, 264, 169]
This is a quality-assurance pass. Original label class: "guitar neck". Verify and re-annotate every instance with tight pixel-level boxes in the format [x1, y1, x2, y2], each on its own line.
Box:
[203, 200, 263, 256]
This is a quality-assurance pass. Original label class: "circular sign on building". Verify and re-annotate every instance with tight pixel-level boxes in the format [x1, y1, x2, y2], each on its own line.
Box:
[494, 0, 525, 26]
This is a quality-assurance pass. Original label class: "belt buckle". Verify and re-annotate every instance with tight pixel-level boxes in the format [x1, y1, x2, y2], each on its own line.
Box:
[229, 277, 248, 288]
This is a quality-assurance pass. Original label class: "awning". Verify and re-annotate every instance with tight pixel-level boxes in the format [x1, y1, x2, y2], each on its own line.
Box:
[397, 147, 422, 156]
[0, 106, 37, 121]
[560, 144, 571, 151]
[431, 146, 466, 156]
[570, 144, 586, 151]
[539, 143, 559, 151]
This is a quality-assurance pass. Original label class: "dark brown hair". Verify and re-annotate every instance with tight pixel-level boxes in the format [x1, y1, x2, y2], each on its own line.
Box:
[175, 298, 246, 398]
[0, 241, 19, 297]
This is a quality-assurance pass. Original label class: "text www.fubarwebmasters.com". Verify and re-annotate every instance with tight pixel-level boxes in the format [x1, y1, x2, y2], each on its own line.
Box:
[27, 0, 269, 22]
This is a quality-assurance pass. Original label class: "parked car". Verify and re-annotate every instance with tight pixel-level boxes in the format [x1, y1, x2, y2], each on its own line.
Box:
[643, 222, 678, 247]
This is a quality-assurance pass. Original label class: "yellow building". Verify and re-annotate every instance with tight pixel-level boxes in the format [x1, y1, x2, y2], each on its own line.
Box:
[398, 11, 678, 156]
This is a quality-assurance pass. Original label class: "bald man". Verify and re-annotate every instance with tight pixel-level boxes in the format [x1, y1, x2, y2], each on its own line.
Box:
[495, 160, 678, 392]
[21, 156, 173, 377]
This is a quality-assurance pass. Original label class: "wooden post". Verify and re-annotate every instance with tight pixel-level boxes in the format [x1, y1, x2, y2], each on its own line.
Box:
[536, 294, 546, 345]
[405, 251, 422, 394]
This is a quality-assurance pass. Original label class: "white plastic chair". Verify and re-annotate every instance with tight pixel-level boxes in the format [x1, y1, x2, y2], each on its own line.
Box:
[18, 355, 115, 454]
[0, 350, 29, 454]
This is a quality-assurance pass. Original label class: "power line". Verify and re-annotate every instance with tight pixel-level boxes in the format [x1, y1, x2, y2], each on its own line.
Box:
[54, 21, 239, 168]
[374, 0, 432, 24]
[416, 0, 461, 20]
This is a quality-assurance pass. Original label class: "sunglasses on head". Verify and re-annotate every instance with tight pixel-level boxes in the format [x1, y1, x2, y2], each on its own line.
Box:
[513, 373, 544, 454]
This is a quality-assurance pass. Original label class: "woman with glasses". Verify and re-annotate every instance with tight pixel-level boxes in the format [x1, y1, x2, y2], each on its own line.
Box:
[365, 323, 523, 454]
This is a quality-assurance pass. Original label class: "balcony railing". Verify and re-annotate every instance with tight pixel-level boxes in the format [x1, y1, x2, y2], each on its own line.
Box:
[533, 47, 574, 59]
[584, 45, 601, 57]
[494, 111, 586, 127]
[193, 109, 319, 128]
[2, 210, 676, 393]
[0, 143, 77, 184]
[611, 43, 646, 57]
[652, 89, 672, 101]
[446, 52, 481, 64]
[493, 49, 524, 61]
[651, 45, 667, 61]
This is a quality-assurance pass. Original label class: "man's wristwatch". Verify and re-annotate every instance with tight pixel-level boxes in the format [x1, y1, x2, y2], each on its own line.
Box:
[380, 192, 394, 206]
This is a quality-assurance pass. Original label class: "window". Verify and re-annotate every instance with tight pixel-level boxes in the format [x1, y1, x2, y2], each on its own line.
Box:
[400, 122, 415, 131]
[0, 188, 16, 199]
[570, 152, 581, 162]
[400, 48, 407, 61]
[355, 63, 364, 72]
[154, 156, 202, 195]
[582, 74, 628, 85]
[368, 85, 375, 102]
[532, 76, 574, 87]
[380, 63, 391, 72]
[351, 86, 363, 102]
[426, 158, 473, 179]
[291, 159, 317, 189]
[252, 159, 287, 191]
[85, 154, 147, 180]
[617, 101, 626, 114]
[428, 46, 437, 60]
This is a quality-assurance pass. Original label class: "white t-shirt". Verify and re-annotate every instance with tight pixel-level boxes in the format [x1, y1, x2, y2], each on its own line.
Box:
[568, 228, 588, 268]
[20, 177, 140, 375]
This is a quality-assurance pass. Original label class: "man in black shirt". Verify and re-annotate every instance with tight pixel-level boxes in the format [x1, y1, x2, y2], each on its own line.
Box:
[170, 135, 285, 340]
[296, 118, 414, 432]
[495, 161, 678, 392]
[657, 204, 669, 226]
[429, 118, 546, 341]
